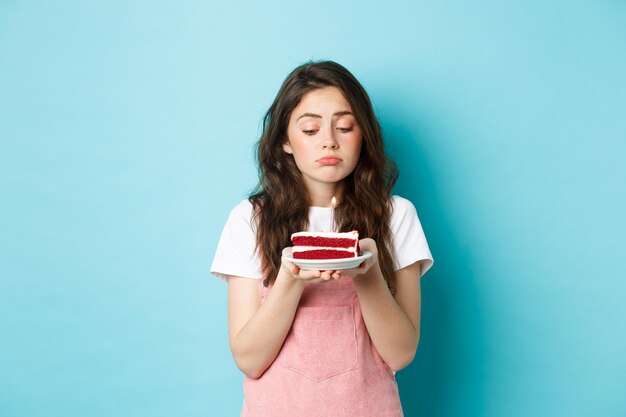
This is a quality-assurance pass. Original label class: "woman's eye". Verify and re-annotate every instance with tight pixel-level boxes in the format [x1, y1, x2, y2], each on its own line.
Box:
[302, 130, 317, 135]
[337, 127, 353, 133]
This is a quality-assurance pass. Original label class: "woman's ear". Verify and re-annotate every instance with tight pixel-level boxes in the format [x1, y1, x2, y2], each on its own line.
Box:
[282, 140, 293, 155]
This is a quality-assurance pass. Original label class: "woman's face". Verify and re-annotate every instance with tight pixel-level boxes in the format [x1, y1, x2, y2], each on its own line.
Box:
[283, 86, 363, 191]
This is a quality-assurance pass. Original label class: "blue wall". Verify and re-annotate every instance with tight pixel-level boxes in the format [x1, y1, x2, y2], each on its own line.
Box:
[1, 1, 624, 416]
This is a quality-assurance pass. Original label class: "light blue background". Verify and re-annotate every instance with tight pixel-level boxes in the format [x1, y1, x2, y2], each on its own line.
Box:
[1, 1, 625, 416]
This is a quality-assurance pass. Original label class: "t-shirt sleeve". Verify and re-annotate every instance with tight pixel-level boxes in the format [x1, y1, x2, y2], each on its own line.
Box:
[390, 196, 434, 278]
[210, 199, 263, 282]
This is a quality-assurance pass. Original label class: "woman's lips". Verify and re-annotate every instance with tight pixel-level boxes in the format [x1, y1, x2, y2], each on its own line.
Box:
[318, 157, 342, 166]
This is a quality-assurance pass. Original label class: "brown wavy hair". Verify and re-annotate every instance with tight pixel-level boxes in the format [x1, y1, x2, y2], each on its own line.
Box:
[249, 60, 399, 287]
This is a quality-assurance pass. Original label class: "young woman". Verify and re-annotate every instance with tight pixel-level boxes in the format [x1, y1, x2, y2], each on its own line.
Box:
[211, 60, 434, 417]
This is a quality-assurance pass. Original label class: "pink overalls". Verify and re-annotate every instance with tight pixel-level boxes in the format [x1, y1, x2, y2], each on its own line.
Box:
[240, 276, 404, 417]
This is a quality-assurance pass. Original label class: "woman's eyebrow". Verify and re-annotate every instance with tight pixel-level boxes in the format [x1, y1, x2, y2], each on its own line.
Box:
[296, 111, 353, 121]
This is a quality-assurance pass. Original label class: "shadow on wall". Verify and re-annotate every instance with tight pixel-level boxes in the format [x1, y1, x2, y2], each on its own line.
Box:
[379, 91, 488, 417]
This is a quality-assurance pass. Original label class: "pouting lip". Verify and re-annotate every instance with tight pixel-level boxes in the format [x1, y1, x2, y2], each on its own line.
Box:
[317, 156, 343, 165]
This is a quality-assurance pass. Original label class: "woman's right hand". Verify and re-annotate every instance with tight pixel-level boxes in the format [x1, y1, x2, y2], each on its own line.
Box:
[281, 247, 341, 284]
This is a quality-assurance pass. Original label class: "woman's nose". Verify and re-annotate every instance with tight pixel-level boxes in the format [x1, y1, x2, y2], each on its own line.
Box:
[322, 130, 339, 149]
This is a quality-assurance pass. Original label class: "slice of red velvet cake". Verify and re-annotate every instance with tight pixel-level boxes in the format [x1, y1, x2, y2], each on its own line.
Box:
[291, 231, 360, 260]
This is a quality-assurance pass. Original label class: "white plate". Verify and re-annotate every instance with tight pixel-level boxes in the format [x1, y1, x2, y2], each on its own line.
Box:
[286, 251, 373, 271]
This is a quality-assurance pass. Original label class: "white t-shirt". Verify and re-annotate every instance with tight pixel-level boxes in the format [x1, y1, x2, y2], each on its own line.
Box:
[210, 195, 434, 281]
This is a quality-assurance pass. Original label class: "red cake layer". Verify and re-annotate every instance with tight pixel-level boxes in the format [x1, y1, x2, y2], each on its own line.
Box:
[291, 236, 357, 248]
[292, 250, 356, 260]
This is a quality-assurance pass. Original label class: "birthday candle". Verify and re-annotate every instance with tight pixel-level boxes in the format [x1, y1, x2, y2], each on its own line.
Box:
[330, 196, 336, 232]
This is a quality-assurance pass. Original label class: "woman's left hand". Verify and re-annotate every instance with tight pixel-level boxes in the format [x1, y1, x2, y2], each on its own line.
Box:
[335, 238, 378, 280]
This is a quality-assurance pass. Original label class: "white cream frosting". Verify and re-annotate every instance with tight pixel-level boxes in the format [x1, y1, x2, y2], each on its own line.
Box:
[292, 246, 357, 253]
[291, 231, 359, 239]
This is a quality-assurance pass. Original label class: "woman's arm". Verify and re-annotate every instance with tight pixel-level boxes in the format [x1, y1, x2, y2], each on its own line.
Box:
[227, 269, 305, 379]
[227, 249, 341, 379]
[346, 239, 422, 372]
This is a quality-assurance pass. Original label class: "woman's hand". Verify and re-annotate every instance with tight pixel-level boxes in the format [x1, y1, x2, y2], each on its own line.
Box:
[281, 247, 341, 284]
[334, 238, 378, 280]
